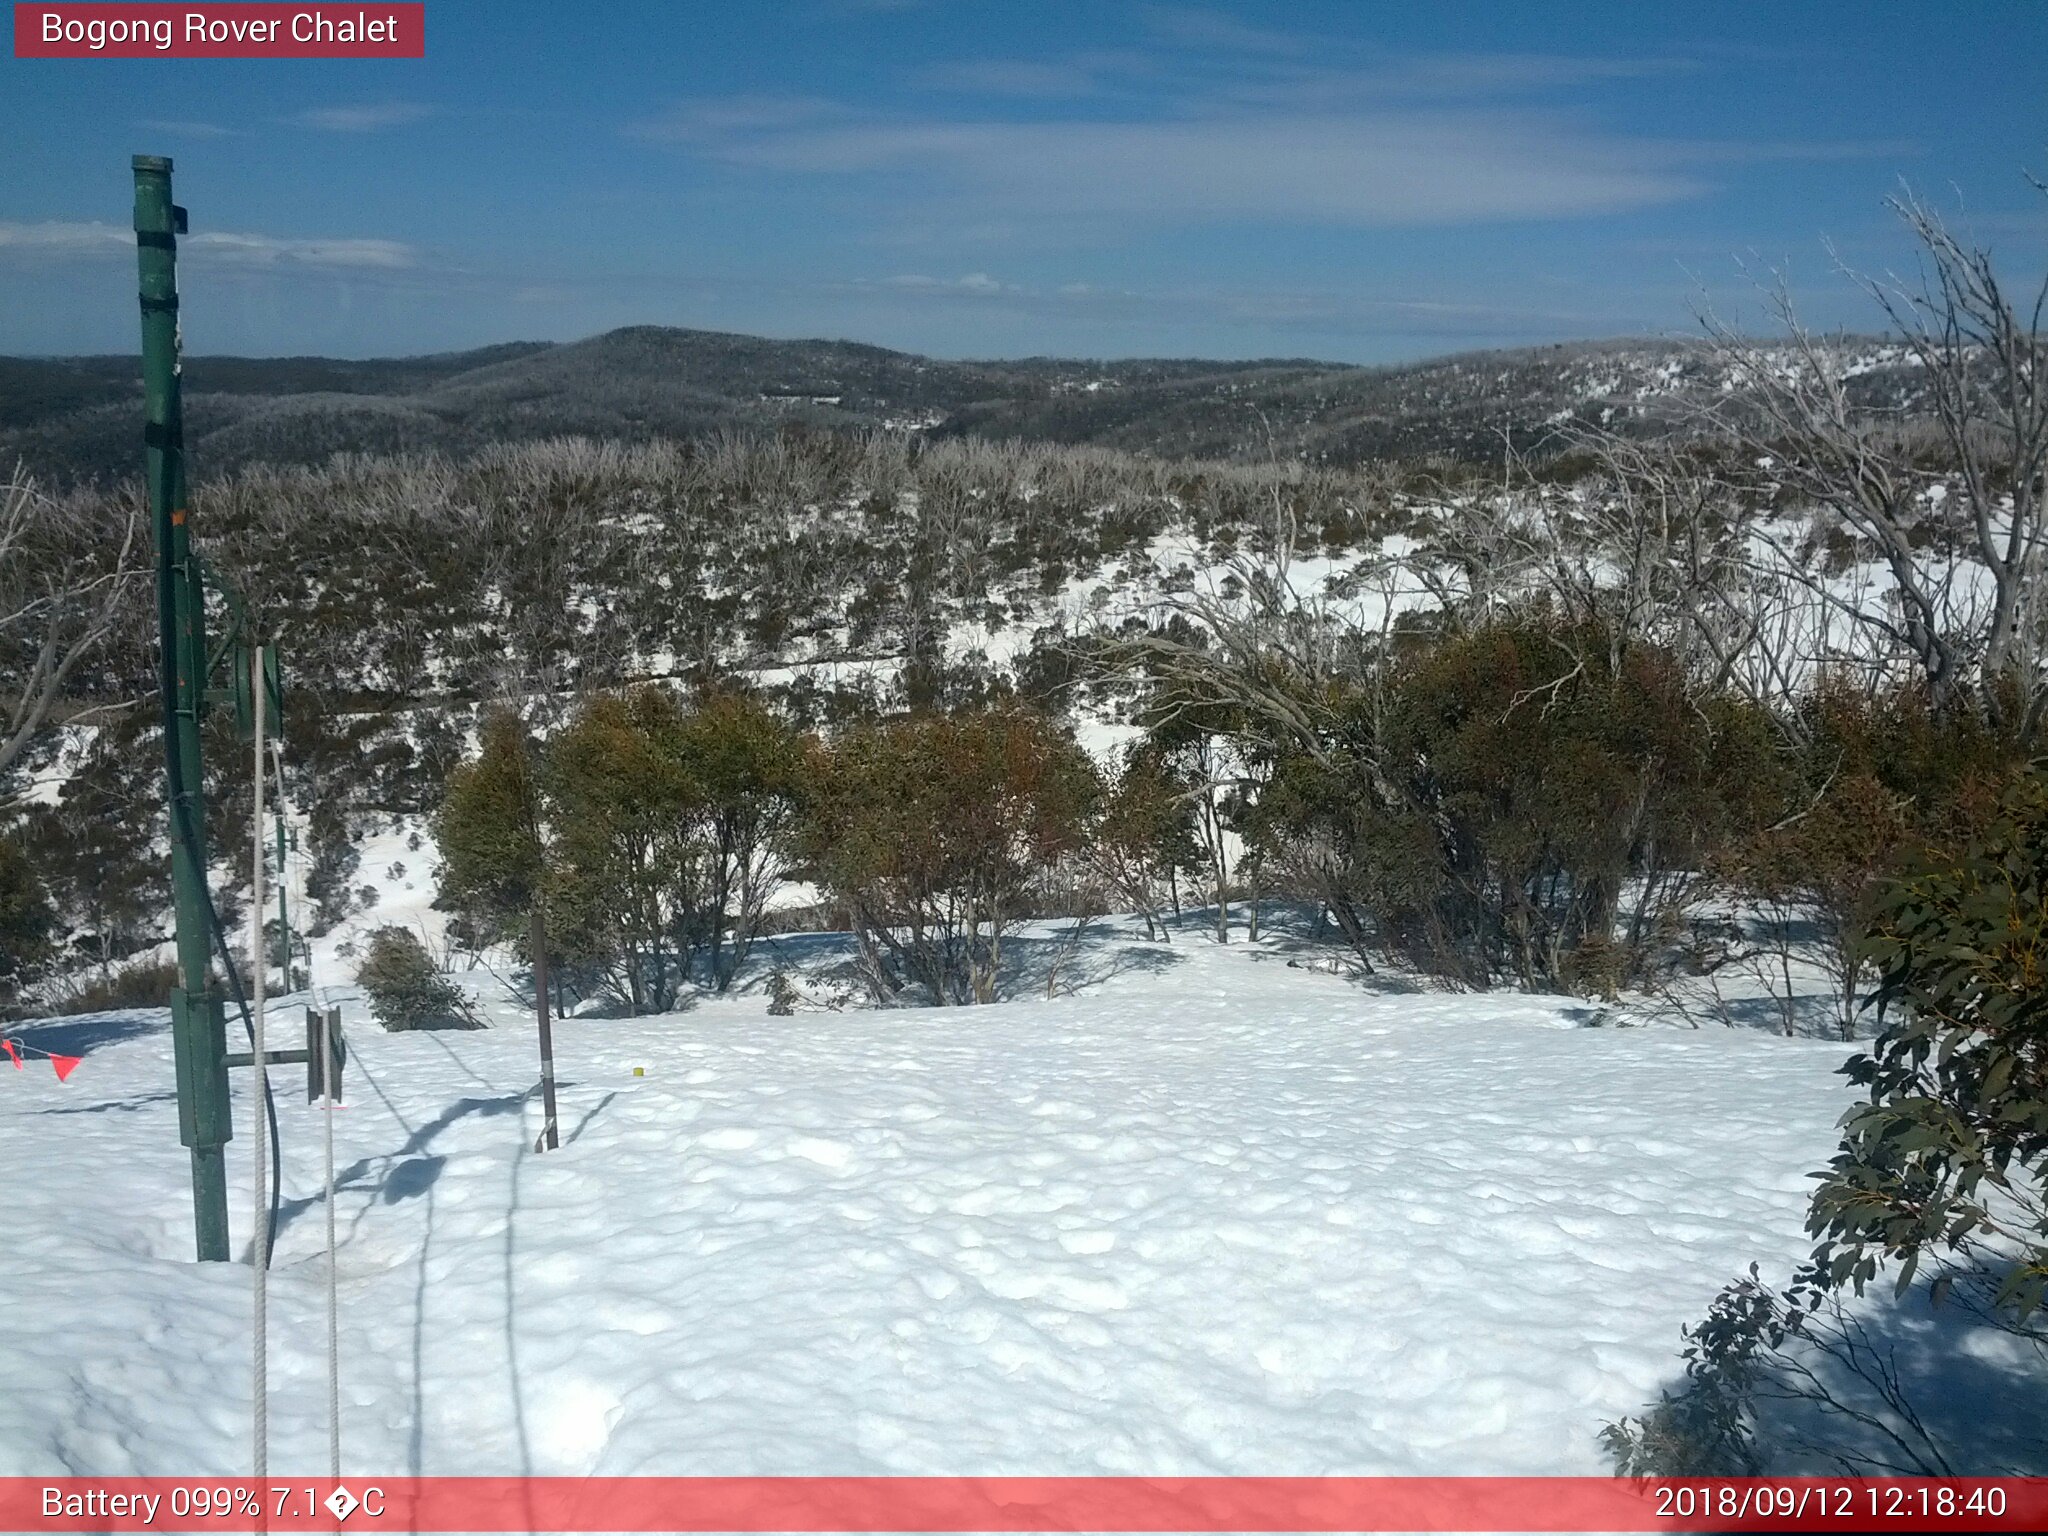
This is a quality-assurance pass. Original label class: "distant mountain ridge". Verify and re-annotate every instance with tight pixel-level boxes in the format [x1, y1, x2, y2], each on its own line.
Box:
[0, 324, 1920, 483]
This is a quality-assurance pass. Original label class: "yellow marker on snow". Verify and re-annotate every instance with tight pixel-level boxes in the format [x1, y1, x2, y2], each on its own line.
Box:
[633, 1067, 645, 1077]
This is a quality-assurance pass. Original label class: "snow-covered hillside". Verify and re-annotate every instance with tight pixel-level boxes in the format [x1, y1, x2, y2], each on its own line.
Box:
[4, 914, 1985, 1478]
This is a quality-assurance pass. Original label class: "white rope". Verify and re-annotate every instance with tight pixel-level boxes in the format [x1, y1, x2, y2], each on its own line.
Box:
[267, 728, 340, 1477]
[249, 644, 269, 1481]
[322, 1000, 340, 1479]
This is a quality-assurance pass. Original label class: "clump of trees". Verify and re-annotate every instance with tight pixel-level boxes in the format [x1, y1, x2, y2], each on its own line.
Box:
[1, 169, 2037, 1047]
[434, 693, 1107, 1011]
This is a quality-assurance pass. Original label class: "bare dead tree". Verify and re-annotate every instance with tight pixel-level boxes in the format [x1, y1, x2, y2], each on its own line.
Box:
[1865, 186, 2048, 738]
[1697, 183, 2048, 740]
[0, 469, 141, 785]
[1095, 529, 1366, 775]
[1568, 431, 1847, 739]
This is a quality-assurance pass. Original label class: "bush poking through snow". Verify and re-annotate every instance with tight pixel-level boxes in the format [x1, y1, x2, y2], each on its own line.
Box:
[46, 956, 178, 1018]
[357, 926, 477, 1032]
[436, 692, 804, 1015]
[1602, 1258, 2043, 1475]
[1611, 768, 2048, 1474]
[1811, 765, 2048, 1318]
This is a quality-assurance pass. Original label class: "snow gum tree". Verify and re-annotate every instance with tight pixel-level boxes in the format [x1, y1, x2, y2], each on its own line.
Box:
[802, 706, 1098, 1005]
[1246, 618, 1784, 991]
[0, 469, 139, 784]
[1086, 744, 1199, 941]
[432, 705, 562, 1014]
[540, 686, 806, 1008]
[545, 688, 701, 1013]
[670, 692, 806, 992]
[1723, 681, 2026, 1036]
[1699, 186, 2048, 743]
[435, 707, 549, 946]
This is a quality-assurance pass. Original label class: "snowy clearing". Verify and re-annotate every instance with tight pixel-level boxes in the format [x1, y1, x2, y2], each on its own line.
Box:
[16, 916, 2038, 1477]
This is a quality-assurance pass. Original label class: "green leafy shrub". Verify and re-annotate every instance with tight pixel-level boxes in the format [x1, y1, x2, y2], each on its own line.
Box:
[1728, 683, 2029, 1035]
[1610, 768, 2048, 1476]
[356, 926, 475, 1031]
[1809, 765, 2048, 1317]
[1250, 619, 1785, 989]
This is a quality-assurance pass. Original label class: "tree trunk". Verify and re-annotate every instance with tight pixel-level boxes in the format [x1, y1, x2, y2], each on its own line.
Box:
[1212, 829, 1229, 944]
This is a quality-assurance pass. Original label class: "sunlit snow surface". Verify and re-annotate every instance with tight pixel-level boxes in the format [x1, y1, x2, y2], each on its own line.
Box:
[0, 921, 1902, 1476]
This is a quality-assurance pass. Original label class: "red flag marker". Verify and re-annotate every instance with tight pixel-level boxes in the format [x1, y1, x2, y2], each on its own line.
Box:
[50, 1054, 81, 1082]
[0, 1039, 20, 1070]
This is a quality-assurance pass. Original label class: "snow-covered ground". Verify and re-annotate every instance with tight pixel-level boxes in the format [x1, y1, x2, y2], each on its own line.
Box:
[1, 913, 1911, 1479]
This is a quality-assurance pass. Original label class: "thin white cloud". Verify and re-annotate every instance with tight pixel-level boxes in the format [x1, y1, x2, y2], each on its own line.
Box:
[187, 231, 416, 268]
[689, 110, 1702, 227]
[875, 272, 1020, 295]
[295, 102, 433, 132]
[136, 118, 232, 138]
[917, 47, 1696, 108]
[917, 59, 1106, 98]
[0, 221, 131, 256]
[628, 94, 845, 144]
[0, 220, 416, 269]
[827, 266, 1667, 341]
[1142, 6, 1305, 57]
[1364, 51, 1701, 97]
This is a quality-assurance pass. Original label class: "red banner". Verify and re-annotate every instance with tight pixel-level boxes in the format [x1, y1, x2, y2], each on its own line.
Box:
[2, 1477, 2044, 1532]
[13, 5, 423, 58]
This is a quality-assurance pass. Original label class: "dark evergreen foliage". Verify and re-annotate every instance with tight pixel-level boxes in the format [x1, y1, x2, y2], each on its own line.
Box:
[356, 926, 475, 1032]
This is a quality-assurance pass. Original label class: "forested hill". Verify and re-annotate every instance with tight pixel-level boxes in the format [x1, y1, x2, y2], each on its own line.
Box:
[0, 325, 1922, 483]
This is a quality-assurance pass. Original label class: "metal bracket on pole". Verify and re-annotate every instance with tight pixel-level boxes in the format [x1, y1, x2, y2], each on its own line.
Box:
[308, 1006, 345, 1103]
[223, 1007, 341, 1104]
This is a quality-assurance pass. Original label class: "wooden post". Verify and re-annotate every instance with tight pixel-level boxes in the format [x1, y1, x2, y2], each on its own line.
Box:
[530, 906, 560, 1152]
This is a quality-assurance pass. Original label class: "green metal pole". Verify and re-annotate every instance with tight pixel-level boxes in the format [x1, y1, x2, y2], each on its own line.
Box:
[135, 155, 231, 1263]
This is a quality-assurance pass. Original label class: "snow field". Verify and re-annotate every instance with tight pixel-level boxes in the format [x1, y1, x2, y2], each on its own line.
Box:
[1, 924, 1859, 1477]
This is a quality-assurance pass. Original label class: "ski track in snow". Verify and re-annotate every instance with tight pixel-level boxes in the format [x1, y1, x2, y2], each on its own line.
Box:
[0, 930, 1859, 1477]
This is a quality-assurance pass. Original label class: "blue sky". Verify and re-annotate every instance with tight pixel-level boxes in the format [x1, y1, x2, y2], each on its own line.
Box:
[2, 0, 2043, 362]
